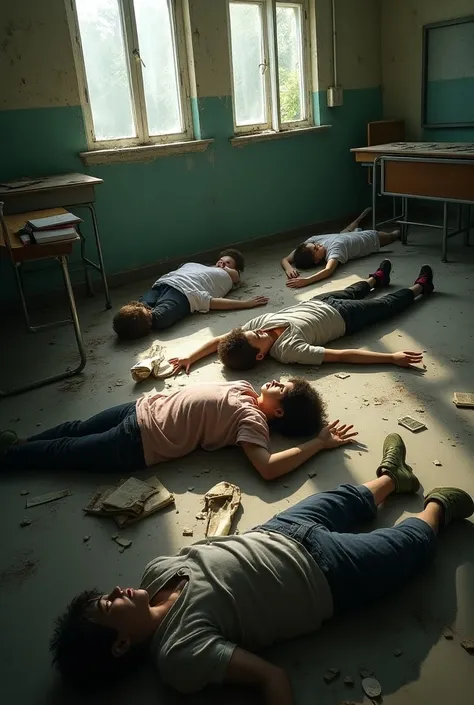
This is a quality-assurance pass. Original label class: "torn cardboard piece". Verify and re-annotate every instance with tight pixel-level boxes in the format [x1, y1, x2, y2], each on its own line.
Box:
[453, 392, 474, 408]
[102, 477, 157, 516]
[83, 476, 174, 526]
[203, 481, 241, 537]
[26, 489, 70, 508]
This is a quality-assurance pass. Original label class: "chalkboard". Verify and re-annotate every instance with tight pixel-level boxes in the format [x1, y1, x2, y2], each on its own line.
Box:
[422, 16, 474, 128]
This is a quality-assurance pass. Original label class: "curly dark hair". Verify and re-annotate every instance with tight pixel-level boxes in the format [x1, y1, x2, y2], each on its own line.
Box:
[219, 248, 245, 272]
[218, 327, 259, 370]
[113, 302, 152, 340]
[50, 589, 144, 691]
[271, 377, 327, 437]
[293, 243, 316, 270]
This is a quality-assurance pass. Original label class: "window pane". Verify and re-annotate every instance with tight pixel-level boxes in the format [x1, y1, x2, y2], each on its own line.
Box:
[134, 0, 183, 136]
[276, 4, 305, 123]
[76, 0, 135, 140]
[229, 2, 266, 126]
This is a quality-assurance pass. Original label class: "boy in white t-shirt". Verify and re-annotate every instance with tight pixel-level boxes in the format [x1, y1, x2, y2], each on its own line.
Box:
[281, 209, 400, 289]
[113, 249, 268, 340]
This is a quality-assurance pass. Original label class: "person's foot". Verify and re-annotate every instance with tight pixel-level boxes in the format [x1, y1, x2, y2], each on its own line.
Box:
[0, 430, 19, 458]
[424, 487, 474, 526]
[369, 259, 392, 287]
[414, 264, 434, 295]
[376, 433, 420, 493]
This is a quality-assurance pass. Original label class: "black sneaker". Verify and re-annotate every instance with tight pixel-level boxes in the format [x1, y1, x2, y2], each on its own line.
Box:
[414, 265, 434, 295]
[369, 259, 391, 287]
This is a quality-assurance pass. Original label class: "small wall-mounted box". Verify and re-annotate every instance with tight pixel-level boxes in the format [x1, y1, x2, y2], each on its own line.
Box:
[327, 86, 344, 107]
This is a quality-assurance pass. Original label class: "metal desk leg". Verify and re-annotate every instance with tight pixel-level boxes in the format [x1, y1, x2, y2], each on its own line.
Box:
[464, 205, 472, 246]
[0, 256, 87, 397]
[84, 203, 112, 309]
[372, 157, 379, 230]
[442, 201, 448, 262]
[402, 197, 408, 244]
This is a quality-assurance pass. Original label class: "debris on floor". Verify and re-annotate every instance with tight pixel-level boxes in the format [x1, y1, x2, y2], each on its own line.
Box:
[83, 535, 90, 542]
[335, 373, 350, 380]
[84, 476, 174, 527]
[187, 486, 194, 492]
[195, 512, 206, 520]
[131, 342, 174, 382]
[393, 649, 403, 657]
[323, 668, 340, 684]
[202, 482, 241, 537]
[359, 668, 373, 679]
[443, 627, 454, 640]
[20, 490, 29, 496]
[453, 392, 474, 408]
[182, 527, 194, 537]
[398, 415, 427, 433]
[362, 677, 382, 698]
[112, 536, 132, 549]
[343, 676, 355, 686]
[433, 460, 442, 466]
[20, 518, 32, 528]
[26, 489, 71, 508]
[308, 472, 317, 478]
[460, 639, 474, 653]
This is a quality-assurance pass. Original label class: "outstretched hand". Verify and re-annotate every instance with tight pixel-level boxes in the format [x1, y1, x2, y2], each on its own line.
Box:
[245, 296, 270, 308]
[317, 420, 358, 449]
[285, 267, 300, 279]
[392, 351, 423, 367]
[286, 277, 310, 289]
[169, 357, 193, 375]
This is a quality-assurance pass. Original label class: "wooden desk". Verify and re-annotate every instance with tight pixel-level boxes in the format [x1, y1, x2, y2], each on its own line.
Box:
[0, 173, 111, 308]
[351, 142, 474, 261]
[0, 205, 86, 396]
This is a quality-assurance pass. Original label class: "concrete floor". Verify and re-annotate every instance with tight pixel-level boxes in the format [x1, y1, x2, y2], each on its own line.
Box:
[1, 226, 474, 705]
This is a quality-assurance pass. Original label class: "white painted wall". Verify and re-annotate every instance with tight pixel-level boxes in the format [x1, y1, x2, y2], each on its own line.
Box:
[381, 0, 474, 138]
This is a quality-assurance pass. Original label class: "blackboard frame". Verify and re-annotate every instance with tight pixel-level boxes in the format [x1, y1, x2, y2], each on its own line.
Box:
[422, 15, 474, 129]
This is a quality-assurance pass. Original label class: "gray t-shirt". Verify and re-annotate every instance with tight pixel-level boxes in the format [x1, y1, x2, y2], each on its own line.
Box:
[305, 229, 380, 264]
[241, 300, 345, 365]
[142, 531, 333, 694]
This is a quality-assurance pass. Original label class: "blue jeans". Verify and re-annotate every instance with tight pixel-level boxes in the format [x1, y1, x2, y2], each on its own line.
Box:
[141, 283, 190, 331]
[316, 281, 415, 335]
[260, 484, 436, 613]
[2, 402, 146, 472]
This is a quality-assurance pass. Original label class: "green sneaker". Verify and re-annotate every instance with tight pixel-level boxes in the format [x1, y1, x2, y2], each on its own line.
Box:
[424, 487, 474, 526]
[376, 433, 420, 493]
[0, 430, 20, 460]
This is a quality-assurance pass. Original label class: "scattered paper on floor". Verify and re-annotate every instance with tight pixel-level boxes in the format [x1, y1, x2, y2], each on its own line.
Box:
[131, 342, 175, 382]
[203, 481, 241, 537]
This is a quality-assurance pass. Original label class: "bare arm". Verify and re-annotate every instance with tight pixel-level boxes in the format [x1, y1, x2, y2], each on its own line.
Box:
[280, 250, 299, 279]
[209, 296, 269, 311]
[241, 421, 357, 480]
[323, 349, 423, 367]
[223, 266, 241, 284]
[225, 647, 294, 705]
[168, 335, 225, 374]
[286, 259, 338, 289]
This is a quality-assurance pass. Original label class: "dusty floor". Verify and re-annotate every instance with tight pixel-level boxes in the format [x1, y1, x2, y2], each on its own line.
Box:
[1, 225, 474, 705]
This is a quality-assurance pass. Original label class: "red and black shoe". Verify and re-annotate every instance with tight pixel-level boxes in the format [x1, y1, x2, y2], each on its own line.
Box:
[369, 259, 392, 287]
[414, 264, 434, 295]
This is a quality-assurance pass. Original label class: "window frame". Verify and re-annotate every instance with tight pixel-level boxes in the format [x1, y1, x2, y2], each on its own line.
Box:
[228, 0, 312, 136]
[67, 0, 194, 150]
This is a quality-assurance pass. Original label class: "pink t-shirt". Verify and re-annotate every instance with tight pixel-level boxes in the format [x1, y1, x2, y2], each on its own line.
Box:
[136, 381, 270, 466]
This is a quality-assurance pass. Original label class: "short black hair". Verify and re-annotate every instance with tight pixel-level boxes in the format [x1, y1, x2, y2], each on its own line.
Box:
[50, 589, 143, 691]
[271, 377, 326, 437]
[293, 243, 316, 270]
[218, 327, 259, 369]
[220, 248, 245, 272]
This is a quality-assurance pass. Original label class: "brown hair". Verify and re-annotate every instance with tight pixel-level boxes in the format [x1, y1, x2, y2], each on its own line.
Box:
[271, 377, 327, 437]
[293, 243, 316, 270]
[218, 327, 259, 370]
[219, 248, 245, 272]
[112, 302, 152, 340]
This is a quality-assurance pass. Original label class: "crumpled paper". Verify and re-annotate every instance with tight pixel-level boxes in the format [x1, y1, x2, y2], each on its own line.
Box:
[130, 342, 174, 382]
[204, 481, 241, 537]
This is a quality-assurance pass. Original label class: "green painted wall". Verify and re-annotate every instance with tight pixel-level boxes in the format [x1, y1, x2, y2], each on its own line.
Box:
[0, 87, 382, 301]
[425, 77, 474, 129]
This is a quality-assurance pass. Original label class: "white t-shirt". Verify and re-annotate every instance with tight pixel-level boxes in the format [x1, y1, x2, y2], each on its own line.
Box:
[155, 263, 234, 313]
[305, 229, 380, 265]
[143, 531, 333, 694]
[241, 299, 345, 365]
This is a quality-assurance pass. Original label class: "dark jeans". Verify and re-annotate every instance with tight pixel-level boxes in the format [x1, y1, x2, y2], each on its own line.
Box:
[259, 484, 436, 613]
[315, 281, 415, 335]
[141, 283, 190, 331]
[2, 402, 146, 472]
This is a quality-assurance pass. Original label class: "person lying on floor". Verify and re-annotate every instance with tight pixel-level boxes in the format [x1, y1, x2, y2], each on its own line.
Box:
[169, 260, 431, 373]
[0, 378, 357, 481]
[49, 433, 473, 704]
[113, 248, 268, 340]
[281, 208, 400, 289]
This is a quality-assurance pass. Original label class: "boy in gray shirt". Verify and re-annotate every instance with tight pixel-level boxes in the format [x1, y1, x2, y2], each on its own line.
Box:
[281, 208, 400, 289]
[169, 261, 432, 373]
[50, 434, 473, 703]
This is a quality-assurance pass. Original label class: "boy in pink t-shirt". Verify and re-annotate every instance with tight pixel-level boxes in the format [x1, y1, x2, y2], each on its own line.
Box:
[1, 378, 356, 481]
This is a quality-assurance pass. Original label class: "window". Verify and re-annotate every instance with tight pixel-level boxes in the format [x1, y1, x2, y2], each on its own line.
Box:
[70, 0, 192, 148]
[228, 0, 311, 134]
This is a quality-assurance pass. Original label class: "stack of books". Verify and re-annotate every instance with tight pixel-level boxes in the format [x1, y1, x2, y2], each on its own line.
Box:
[20, 211, 82, 245]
